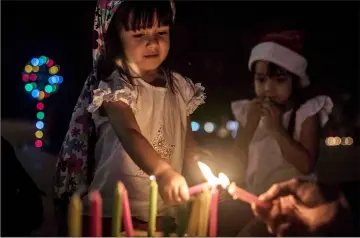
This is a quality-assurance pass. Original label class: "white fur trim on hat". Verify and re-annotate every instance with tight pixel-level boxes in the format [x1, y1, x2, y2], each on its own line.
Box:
[248, 42, 310, 87]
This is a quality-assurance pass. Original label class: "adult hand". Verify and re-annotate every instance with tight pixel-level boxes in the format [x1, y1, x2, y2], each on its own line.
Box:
[251, 178, 351, 236]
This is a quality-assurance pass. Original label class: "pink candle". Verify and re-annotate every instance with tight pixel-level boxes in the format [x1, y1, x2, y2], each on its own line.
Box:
[228, 183, 269, 208]
[90, 191, 102, 237]
[209, 186, 219, 237]
[122, 186, 134, 237]
[189, 182, 209, 195]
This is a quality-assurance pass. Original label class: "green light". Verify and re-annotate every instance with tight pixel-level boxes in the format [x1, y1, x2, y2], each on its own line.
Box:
[31, 82, 37, 88]
[25, 83, 33, 92]
[40, 56, 48, 63]
[51, 85, 57, 92]
[45, 85, 53, 93]
[37, 112, 45, 120]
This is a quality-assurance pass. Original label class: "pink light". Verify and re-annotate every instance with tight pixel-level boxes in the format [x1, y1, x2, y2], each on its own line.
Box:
[36, 102, 45, 110]
[35, 140, 43, 148]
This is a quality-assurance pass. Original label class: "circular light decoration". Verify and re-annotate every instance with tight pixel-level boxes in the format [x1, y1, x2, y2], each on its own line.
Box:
[22, 55, 63, 148]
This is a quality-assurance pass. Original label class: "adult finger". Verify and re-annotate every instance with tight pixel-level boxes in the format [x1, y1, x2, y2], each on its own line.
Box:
[259, 178, 301, 201]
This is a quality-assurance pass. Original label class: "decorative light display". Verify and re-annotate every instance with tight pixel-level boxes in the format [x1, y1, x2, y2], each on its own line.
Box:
[22, 55, 63, 148]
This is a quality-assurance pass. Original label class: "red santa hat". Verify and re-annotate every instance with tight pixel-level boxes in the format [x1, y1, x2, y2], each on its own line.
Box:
[248, 30, 310, 87]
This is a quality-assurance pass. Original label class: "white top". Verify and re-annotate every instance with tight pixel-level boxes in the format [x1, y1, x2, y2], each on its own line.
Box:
[231, 96, 333, 195]
[83, 70, 205, 221]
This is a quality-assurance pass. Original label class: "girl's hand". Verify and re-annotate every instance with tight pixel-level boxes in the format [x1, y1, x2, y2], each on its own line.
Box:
[156, 168, 190, 205]
[261, 100, 283, 135]
[246, 98, 263, 130]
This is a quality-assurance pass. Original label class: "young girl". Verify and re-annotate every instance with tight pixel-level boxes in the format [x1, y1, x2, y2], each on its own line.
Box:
[218, 30, 334, 236]
[53, 0, 205, 235]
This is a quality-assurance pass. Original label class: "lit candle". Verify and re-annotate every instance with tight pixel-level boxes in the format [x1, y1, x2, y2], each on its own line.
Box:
[122, 187, 135, 237]
[148, 175, 158, 237]
[90, 190, 102, 237]
[209, 186, 219, 237]
[218, 173, 269, 208]
[68, 193, 82, 237]
[112, 182, 123, 237]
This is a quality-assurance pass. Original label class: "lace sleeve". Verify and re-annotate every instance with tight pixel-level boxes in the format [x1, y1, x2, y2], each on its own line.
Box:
[87, 70, 138, 114]
[186, 82, 206, 116]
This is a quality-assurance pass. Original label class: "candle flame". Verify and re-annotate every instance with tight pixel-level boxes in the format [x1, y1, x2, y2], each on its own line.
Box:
[197, 161, 219, 186]
[218, 172, 230, 189]
[149, 175, 155, 181]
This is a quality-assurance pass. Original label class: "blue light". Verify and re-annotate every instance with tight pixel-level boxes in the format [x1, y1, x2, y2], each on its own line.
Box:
[31, 58, 39, 66]
[31, 89, 40, 98]
[226, 120, 239, 131]
[38, 58, 44, 66]
[191, 121, 200, 132]
[57, 76, 63, 84]
[36, 121, 44, 130]
[48, 76, 57, 84]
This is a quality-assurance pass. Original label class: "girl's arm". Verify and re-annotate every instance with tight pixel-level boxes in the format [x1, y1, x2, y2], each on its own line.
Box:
[233, 122, 256, 184]
[182, 118, 207, 185]
[103, 101, 172, 177]
[273, 114, 319, 174]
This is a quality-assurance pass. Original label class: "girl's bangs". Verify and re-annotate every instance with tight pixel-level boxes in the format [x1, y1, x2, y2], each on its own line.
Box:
[116, 1, 173, 31]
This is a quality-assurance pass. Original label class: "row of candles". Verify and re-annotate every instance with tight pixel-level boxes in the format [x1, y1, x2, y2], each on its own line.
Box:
[68, 162, 267, 237]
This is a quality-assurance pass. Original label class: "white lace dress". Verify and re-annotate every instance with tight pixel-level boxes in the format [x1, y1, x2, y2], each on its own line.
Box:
[231, 96, 333, 195]
[83, 70, 205, 221]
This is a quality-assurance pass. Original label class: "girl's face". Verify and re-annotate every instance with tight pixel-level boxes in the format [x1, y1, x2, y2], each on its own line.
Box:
[253, 60, 293, 104]
[120, 12, 170, 74]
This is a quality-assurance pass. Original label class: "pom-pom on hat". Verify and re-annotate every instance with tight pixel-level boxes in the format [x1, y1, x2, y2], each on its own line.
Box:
[248, 30, 310, 87]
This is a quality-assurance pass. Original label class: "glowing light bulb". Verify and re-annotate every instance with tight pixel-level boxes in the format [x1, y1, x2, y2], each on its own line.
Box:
[36, 111, 45, 120]
[22, 74, 30, 82]
[191, 121, 200, 132]
[204, 122, 216, 133]
[45, 85, 53, 93]
[32, 66, 39, 72]
[36, 121, 44, 130]
[31, 58, 39, 66]
[35, 140, 43, 148]
[25, 83, 33, 92]
[25, 65, 32, 73]
[36, 102, 44, 110]
[32, 89, 40, 98]
[49, 66, 59, 75]
[29, 73, 37, 81]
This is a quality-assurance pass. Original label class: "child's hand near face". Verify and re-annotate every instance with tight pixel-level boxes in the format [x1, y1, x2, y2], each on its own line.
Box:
[156, 167, 190, 205]
[246, 98, 263, 130]
[261, 100, 284, 135]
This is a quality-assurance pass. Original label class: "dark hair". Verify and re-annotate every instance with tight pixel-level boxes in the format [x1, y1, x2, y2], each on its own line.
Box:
[97, 1, 176, 91]
[251, 61, 304, 137]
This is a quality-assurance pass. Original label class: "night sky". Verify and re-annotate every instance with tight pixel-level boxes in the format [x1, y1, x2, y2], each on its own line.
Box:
[2, 1, 359, 149]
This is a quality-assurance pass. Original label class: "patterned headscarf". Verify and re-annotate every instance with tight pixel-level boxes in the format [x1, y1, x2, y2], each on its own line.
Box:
[54, 0, 176, 201]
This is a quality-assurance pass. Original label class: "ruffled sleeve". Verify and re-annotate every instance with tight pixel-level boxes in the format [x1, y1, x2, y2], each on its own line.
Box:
[173, 72, 206, 116]
[87, 70, 138, 114]
[294, 95, 333, 139]
[231, 100, 250, 126]
[297, 95, 333, 127]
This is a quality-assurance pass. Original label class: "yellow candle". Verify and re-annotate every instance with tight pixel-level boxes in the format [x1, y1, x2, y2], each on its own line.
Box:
[148, 175, 158, 237]
[68, 194, 82, 237]
[187, 195, 201, 236]
[112, 182, 123, 237]
[198, 189, 211, 236]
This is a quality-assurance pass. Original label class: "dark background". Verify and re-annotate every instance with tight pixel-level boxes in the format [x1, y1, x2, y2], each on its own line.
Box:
[2, 1, 359, 151]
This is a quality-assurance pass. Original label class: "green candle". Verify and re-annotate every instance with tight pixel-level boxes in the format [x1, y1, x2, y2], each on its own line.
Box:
[148, 175, 158, 237]
[112, 182, 123, 237]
